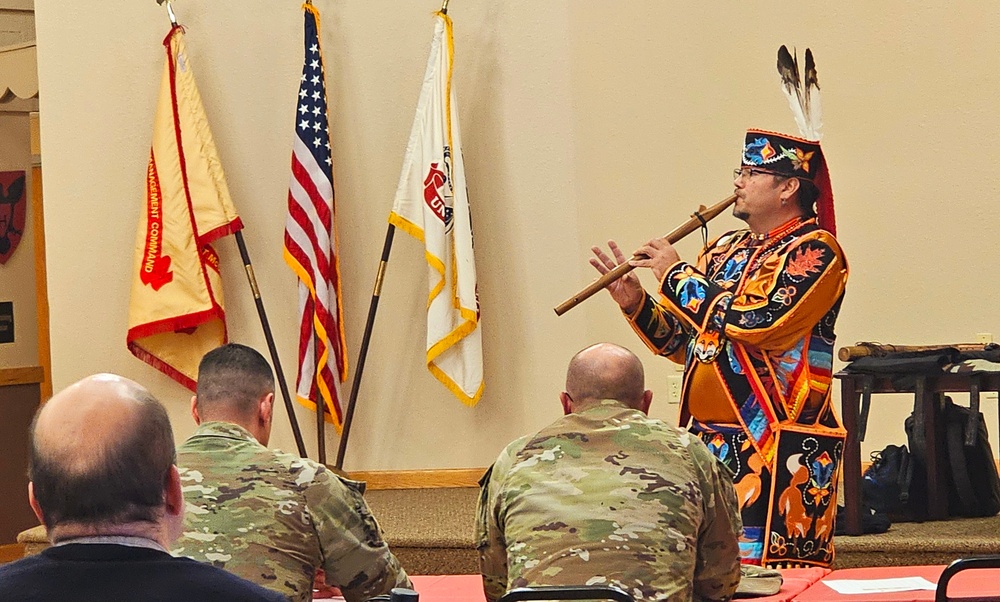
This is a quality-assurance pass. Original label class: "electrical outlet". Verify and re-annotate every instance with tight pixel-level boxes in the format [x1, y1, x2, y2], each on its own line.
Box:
[977, 333, 994, 344]
[667, 376, 683, 404]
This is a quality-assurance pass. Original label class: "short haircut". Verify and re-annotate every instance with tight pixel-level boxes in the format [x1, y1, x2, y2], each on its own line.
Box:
[195, 343, 275, 416]
[565, 343, 645, 408]
[28, 389, 175, 527]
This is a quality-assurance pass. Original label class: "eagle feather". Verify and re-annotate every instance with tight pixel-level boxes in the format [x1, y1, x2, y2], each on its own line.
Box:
[776, 45, 822, 141]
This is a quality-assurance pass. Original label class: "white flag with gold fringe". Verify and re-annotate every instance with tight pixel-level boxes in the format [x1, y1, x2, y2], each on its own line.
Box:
[388, 11, 483, 406]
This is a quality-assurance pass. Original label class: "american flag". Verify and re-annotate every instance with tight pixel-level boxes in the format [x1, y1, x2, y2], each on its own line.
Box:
[283, 3, 347, 429]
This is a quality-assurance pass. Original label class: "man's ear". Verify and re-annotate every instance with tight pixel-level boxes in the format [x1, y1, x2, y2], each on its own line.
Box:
[190, 395, 201, 425]
[780, 176, 801, 202]
[260, 392, 275, 424]
[164, 465, 184, 517]
[638, 389, 653, 415]
[28, 482, 46, 527]
[255, 392, 275, 447]
[559, 392, 573, 416]
[162, 465, 187, 547]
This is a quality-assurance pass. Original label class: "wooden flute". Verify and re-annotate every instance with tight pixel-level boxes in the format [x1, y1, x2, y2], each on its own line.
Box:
[554, 194, 737, 316]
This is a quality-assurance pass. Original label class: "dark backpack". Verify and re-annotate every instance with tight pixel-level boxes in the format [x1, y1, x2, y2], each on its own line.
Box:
[905, 397, 1000, 518]
[861, 444, 927, 522]
[862, 444, 910, 513]
[835, 502, 891, 535]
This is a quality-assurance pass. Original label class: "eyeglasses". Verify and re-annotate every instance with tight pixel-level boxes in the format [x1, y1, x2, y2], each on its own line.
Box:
[733, 167, 793, 182]
[733, 167, 773, 180]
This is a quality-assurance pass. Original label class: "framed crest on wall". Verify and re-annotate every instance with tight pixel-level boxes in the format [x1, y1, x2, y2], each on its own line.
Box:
[0, 170, 26, 265]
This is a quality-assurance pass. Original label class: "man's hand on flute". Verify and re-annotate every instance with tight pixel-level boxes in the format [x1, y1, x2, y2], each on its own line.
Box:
[630, 237, 681, 281]
[590, 240, 645, 315]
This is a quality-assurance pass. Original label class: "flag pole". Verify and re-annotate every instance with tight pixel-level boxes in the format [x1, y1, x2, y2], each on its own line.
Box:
[234, 231, 308, 458]
[316, 340, 326, 463]
[155, 0, 178, 26]
[335, 0, 462, 469]
[334, 225, 396, 469]
[146, 0, 305, 456]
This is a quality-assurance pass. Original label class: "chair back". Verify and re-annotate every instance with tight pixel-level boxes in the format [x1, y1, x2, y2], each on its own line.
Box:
[498, 584, 635, 602]
[365, 587, 420, 602]
[936, 555, 1000, 601]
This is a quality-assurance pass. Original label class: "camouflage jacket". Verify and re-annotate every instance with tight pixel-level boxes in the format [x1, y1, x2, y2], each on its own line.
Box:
[173, 422, 410, 602]
[476, 400, 742, 602]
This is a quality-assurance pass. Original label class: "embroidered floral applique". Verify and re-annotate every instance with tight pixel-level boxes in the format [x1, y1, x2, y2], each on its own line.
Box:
[785, 246, 825, 278]
[781, 146, 815, 173]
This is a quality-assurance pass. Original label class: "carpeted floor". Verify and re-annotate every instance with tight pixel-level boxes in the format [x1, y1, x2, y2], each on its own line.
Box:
[365, 488, 481, 575]
[365, 488, 1000, 574]
[16, 487, 1000, 574]
[834, 515, 1000, 569]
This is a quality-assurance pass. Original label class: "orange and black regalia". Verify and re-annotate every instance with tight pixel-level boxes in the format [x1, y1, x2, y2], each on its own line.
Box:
[626, 130, 848, 567]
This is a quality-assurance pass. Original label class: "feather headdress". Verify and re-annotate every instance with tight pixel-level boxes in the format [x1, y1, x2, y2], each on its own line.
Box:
[770, 45, 835, 234]
[776, 46, 822, 142]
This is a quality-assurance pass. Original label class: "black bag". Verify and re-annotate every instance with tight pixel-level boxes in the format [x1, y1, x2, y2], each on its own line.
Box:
[835, 502, 891, 535]
[862, 445, 911, 513]
[904, 397, 1000, 518]
[861, 444, 926, 522]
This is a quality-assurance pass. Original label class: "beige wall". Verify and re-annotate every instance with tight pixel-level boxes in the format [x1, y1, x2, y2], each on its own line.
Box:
[0, 111, 37, 369]
[33, 1, 1000, 470]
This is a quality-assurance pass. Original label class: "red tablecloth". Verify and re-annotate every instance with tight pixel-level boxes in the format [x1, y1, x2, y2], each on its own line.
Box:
[795, 565, 1000, 601]
[314, 569, 830, 601]
[409, 574, 486, 602]
[758, 567, 832, 602]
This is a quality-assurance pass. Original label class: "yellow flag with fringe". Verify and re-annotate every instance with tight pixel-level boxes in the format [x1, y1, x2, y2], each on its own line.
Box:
[127, 26, 242, 390]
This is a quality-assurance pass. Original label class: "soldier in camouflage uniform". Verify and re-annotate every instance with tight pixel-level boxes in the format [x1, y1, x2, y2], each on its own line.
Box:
[476, 343, 742, 602]
[173, 344, 411, 602]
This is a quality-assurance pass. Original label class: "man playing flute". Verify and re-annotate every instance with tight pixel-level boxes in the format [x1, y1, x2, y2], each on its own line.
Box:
[591, 128, 848, 568]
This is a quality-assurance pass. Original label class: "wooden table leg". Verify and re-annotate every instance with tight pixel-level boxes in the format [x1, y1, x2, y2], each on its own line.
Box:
[858, 375, 873, 441]
[921, 379, 947, 520]
[840, 375, 863, 535]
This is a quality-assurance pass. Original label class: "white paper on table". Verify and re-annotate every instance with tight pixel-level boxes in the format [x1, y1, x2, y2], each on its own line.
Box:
[823, 577, 937, 594]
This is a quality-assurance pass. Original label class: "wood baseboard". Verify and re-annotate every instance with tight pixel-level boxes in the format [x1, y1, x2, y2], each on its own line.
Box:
[0, 543, 25, 564]
[0, 367, 43, 387]
[345, 468, 486, 490]
[340, 459, 1000, 491]
[346, 462, 880, 490]
[344, 463, 890, 490]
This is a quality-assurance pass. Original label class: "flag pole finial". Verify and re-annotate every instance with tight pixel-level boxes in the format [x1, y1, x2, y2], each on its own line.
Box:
[155, 0, 177, 26]
[440, 0, 450, 14]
